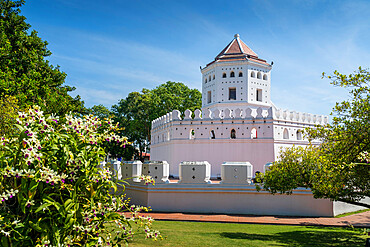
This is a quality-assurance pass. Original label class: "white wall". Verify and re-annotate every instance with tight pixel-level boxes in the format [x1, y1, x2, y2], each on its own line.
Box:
[150, 106, 325, 177]
[151, 139, 275, 177]
[125, 184, 335, 217]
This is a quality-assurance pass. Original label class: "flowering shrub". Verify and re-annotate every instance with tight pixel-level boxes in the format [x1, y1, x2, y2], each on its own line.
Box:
[0, 106, 161, 246]
[358, 151, 370, 164]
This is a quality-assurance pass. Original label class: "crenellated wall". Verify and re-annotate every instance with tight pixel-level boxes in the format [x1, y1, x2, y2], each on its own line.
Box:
[110, 161, 367, 217]
[150, 107, 327, 177]
[151, 107, 328, 130]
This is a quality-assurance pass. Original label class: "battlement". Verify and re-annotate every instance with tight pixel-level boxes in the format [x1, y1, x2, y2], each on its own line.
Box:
[110, 160, 363, 217]
[151, 107, 328, 130]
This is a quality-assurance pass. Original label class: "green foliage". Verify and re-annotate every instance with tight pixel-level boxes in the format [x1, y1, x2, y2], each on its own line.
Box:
[87, 105, 137, 160]
[87, 104, 113, 120]
[112, 81, 202, 160]
[0, 0, 85, 116]
[0, 106, 161, 246]
[0, 95, 18, 136]
[259, 67, 370, 208]
[151, 81, 202, 116]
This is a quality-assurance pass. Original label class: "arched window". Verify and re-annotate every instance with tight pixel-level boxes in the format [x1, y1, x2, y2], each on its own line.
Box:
[230, 71, 235, 77]
[283, 128, 289, 139]
[239, 72, 243, 77]
[205, 78, 207, 83]
[222, 72, 227, 78]
[251, 128, 257, 139]
[296, 130, 302, 140]
[263, 74, 268, 80]
[190, 129, 195, 139]
[230, 129, 236, 139]
[167, 132, 170, 141]
[257, 72, 262, 79]
[251, 71, 255, 78]
[213, 75, 215, 80]
[210, 130, 215, 139]
[207, 91, 212, 104]
[209, 75, 211, 81]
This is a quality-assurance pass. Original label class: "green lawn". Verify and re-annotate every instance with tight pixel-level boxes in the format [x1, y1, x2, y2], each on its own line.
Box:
[128, 220, 367, 247]
[335, 209, 370, 218]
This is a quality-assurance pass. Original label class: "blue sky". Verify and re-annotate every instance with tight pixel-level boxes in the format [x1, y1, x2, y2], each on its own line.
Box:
[22, 0, 370, 116]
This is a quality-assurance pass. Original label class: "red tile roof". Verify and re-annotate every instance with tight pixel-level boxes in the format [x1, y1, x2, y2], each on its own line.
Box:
[209, 34, 269, 67]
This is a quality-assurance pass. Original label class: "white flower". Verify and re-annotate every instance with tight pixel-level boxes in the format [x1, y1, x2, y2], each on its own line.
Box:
[0, 230, 10, 237]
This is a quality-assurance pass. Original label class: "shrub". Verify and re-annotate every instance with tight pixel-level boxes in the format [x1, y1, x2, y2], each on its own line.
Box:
[0, 106, 161, 246]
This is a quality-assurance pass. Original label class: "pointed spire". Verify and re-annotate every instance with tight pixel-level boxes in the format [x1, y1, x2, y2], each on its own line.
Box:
[215, 34, 258, 60]
[206, 34, 269, 67]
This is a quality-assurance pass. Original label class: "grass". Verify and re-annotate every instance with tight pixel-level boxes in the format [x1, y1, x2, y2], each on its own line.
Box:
[127, 220, 368, 247]
[335, 209, 370, 218]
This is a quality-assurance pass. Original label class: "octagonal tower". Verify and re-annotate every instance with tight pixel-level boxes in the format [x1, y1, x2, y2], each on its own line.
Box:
[201, 34, 272, 115]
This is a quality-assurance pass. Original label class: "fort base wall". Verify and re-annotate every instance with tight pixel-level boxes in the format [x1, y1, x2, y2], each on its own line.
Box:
[151, 139, 275, 177]
[125, 183, 341, 217]
[114, 161, 367, 217]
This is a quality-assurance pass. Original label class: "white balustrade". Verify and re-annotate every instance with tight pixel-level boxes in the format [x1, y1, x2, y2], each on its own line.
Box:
[221, 162, 253, 184]
[121, 160, 142, 182]
[179, 161, 211, 184]
[142, 161, 170, 184]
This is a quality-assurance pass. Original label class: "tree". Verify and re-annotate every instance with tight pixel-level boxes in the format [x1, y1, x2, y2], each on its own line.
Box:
[87, 104, 137, 160]
[112, 89, 159, 161]
[0, 95, 18, 136]
[87, 104, 113, 119]
[112, 82, 202, 161]
[258, 67, 370, 208]
[0, 0, 85, 117]
[151, 81, 202, 117]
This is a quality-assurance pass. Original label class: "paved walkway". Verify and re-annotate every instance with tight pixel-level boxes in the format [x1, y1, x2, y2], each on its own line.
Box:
[137, 211, 370, 228]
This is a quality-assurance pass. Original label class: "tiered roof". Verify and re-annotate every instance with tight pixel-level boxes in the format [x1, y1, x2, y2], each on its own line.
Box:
[206, 34, 269, 67]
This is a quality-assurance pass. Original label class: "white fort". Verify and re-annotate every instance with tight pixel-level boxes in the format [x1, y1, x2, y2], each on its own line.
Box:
[150, 34, 328, 178]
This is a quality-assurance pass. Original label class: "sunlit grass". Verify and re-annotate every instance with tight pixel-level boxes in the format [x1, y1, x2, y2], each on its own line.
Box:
[126, 220, 367, 246]
[335, 209, 370, 218]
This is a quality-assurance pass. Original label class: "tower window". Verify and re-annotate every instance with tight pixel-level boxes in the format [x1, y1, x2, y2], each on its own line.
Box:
[209, 75, 211, 81]
[230, 129, 236, 139]
[190, 129, 195, 139]
[251, 71, 255, 78]
[213, 75, 215, 80]
[297, 130, 302, 140]
[229, 88, 236, 100]
[263, 74, 268, 80]
[205, 78, 207, 83]
[257, 72, 262, 79]
[256, 89, 262, 102]
[230, 71, 235, 77]
[283, 129, 289, 139]
[207, 91, 212, 104]
[222, 73, 227, 78]
[251, 128, 257, 139]
[239, 72, 243, 77]
[210, 130, 215, 139]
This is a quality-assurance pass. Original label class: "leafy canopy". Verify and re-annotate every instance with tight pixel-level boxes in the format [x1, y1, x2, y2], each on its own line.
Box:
[0, 0, 85, 117]
[112, 81, 202, 160]
[258, 68, 370, 208]
[0, 95, 18, 136]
